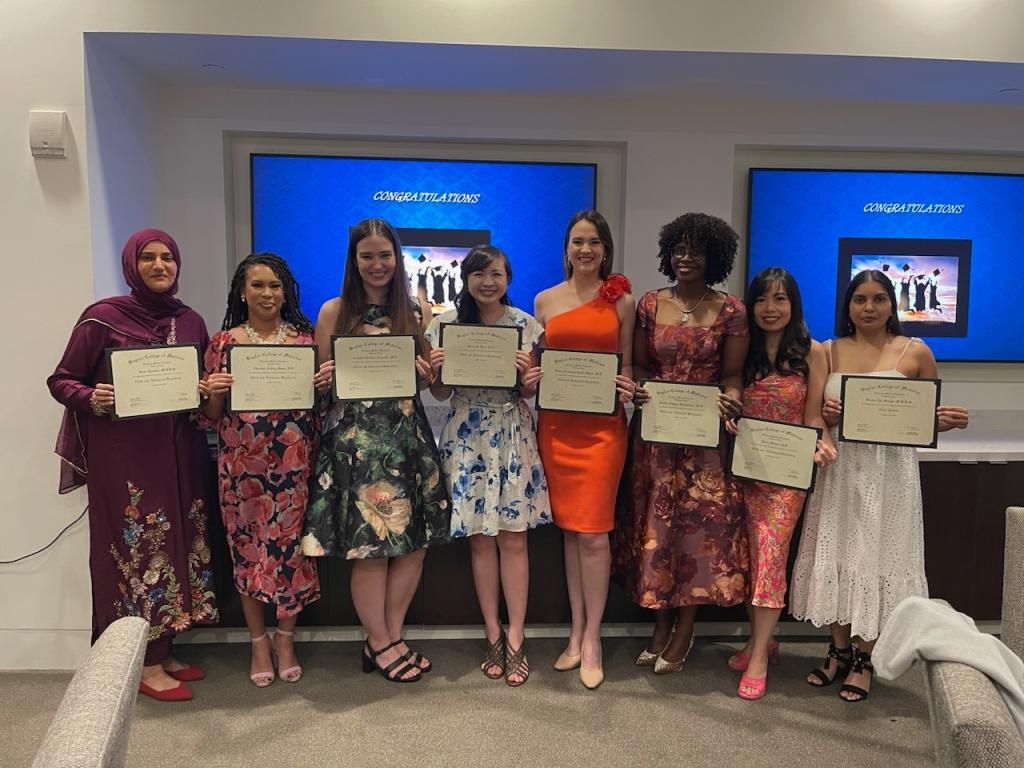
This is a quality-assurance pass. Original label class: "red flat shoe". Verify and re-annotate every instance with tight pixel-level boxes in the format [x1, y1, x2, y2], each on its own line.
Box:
[138, 680, 193, 702]
[167, 664, 205, 682]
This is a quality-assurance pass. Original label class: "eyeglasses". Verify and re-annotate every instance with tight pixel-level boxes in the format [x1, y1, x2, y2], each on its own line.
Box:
[670, 245, 706, 261]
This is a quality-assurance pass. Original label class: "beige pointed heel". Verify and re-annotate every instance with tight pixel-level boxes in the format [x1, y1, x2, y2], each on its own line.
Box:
[553, 650, 581, 671]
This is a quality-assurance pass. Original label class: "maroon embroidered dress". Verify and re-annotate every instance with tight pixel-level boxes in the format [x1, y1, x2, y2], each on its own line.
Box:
[612, 290, 749, 609]
[47, 229, 218, 664]
[200, 331, 320, 618]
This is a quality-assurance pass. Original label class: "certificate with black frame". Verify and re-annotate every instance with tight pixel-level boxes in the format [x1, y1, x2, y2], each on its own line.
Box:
[535, 348, 621, 415]
[105, 344, 201, 421]
[438, 323, 522, 390]
[728, 417, 822, 491]
[638, 380, 722, 449]
[227, 344, 317, 412]
[332, 334, 418, 401]
[839, 375, 940, 448]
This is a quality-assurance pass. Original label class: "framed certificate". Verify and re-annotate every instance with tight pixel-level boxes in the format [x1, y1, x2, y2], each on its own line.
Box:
[639, 380, 722, 448]
[105, 344, 201, 421]
[332, 334, 418, 401]
[839, 375, 940, 448]
[535, 348, 621, 415]
[439, 323, 522, 390]
[729, 417, 821, 491]
[227, 344, 317, 412]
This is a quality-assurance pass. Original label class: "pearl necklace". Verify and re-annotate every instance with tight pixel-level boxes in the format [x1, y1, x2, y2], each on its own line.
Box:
[243, 321, 288, 345]
[667, 286, 711, 322]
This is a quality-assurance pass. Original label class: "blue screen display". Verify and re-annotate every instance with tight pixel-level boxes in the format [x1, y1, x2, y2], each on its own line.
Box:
[747, 168, 1024, 362]
[251, 155, 596, 322]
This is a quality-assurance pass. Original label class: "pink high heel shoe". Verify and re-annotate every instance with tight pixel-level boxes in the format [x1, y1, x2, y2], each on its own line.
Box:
[727, 639, 780, 672]
[738, 671, 768, 700]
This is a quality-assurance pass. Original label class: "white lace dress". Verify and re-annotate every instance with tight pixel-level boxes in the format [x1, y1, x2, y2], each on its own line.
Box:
[789, 367, 928, 642]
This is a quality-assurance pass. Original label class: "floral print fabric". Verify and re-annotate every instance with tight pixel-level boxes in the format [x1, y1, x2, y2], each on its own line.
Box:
[301, 305, 452, 559]
[738, 371, 808, 609]
[113, 481, 218, 640]
[202, 331, 321, 618]
[425, 307, 551, 537]
[612, 290, 750, 608]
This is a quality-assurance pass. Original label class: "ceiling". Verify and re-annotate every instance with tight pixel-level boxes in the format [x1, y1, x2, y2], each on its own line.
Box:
[91, 33, 1024, 107]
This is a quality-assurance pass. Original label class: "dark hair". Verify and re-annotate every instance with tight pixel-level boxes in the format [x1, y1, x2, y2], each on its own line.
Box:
[839, 269, 901, 337]
[657, 213, 738, 286]
[221, 252, 313, 333]
[743, 267, 810, 386]
[563, 210, 614, 280]
[454, 245, 513, 324]
[335, 218, 422, 337]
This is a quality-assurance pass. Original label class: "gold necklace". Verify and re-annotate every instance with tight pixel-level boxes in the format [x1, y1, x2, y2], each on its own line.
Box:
[667, 286, 710, 322]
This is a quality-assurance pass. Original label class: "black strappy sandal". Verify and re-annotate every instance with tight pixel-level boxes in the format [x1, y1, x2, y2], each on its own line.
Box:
[398, 638, 432, 673]
[480, 631, 507, 679]
[840, 649, 874, 702]
[806, 642, 854, 687]
[361, 640, 422, 683]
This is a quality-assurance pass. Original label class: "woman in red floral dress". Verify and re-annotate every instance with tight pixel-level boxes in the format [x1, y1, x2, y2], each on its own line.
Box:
[201, 253, 334, 687]
[613, 213, 749, 675]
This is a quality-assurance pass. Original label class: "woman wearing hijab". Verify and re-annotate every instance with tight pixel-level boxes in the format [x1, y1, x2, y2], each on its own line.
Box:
[47, 229, 219, 702]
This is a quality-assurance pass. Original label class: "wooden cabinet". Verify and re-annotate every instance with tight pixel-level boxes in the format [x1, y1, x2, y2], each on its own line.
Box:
[204, 460, 1022, 627]
[920, 462, 1024, 621]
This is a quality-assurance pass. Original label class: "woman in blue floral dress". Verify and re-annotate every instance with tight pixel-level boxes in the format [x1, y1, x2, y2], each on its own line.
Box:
[301, 219, 451, 683]
[426, 246, 550, 686]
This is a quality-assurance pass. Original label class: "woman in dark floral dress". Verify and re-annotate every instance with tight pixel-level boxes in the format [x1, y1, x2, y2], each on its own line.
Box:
[613, 213, 750, 675]
[48, 228, 218, 702]
[302, 218, 451, 683]
[201, 253, 334, 687]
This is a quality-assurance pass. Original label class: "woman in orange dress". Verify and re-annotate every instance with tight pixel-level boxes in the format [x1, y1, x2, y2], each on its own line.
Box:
[535, 210, 636, 690]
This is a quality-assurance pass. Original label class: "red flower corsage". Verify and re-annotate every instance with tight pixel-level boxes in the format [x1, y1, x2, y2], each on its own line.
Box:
[599, 274, 632, 303]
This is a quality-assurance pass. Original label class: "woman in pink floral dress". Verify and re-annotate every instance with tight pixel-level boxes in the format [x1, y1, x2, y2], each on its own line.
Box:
[613, 213, 749, 676]
[201, 253, 334, 687]
[726, 267, 835, 700]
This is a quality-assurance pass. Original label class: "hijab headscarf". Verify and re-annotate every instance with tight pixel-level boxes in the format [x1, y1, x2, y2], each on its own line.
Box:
[79, 228, 189, 342]
[55, 228, 190, 492]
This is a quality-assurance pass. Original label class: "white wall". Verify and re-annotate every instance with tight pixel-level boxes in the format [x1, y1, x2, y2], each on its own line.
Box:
[3, 0, 1023, 669]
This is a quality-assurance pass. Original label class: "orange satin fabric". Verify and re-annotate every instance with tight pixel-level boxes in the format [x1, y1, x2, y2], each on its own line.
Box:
[537, 297, 627, 534]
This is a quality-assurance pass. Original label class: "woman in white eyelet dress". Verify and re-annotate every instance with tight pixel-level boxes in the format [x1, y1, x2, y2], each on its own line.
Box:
[789, 341, 928, 640]
[789, 269, 968, 702]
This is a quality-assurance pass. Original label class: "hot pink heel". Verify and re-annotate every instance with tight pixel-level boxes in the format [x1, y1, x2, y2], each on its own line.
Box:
[738, 672, 768, 700]
[727, 639, 780, 672]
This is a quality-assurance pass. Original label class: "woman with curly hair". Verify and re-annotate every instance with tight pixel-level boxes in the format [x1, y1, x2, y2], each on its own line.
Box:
[200, 253, 334, 687]
[535, 210, 637, 690]
[612, 212, 749, 676]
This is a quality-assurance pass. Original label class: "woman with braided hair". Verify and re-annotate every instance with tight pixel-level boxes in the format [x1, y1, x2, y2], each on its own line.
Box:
[199, 252, 333, 687]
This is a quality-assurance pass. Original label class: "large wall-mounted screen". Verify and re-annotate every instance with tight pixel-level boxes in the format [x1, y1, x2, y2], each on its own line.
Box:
[747, 168, 1024, 362]
[251, 154, 596, 320]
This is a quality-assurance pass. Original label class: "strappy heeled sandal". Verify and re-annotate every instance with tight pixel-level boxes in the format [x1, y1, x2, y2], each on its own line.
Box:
[399, 638, 432, 673]
[480, 631, 507, 679]
[249, 633, 275, 688]
[361, 640, 422, 683]
[839, 649, 874, 702]
[504, 639, 530, 687]
[273, 628, 302, 683]
[806, 642, 853, 687]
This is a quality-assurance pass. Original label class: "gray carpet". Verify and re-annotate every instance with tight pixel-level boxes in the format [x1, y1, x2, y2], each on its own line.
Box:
[3, 638, 935, 768]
